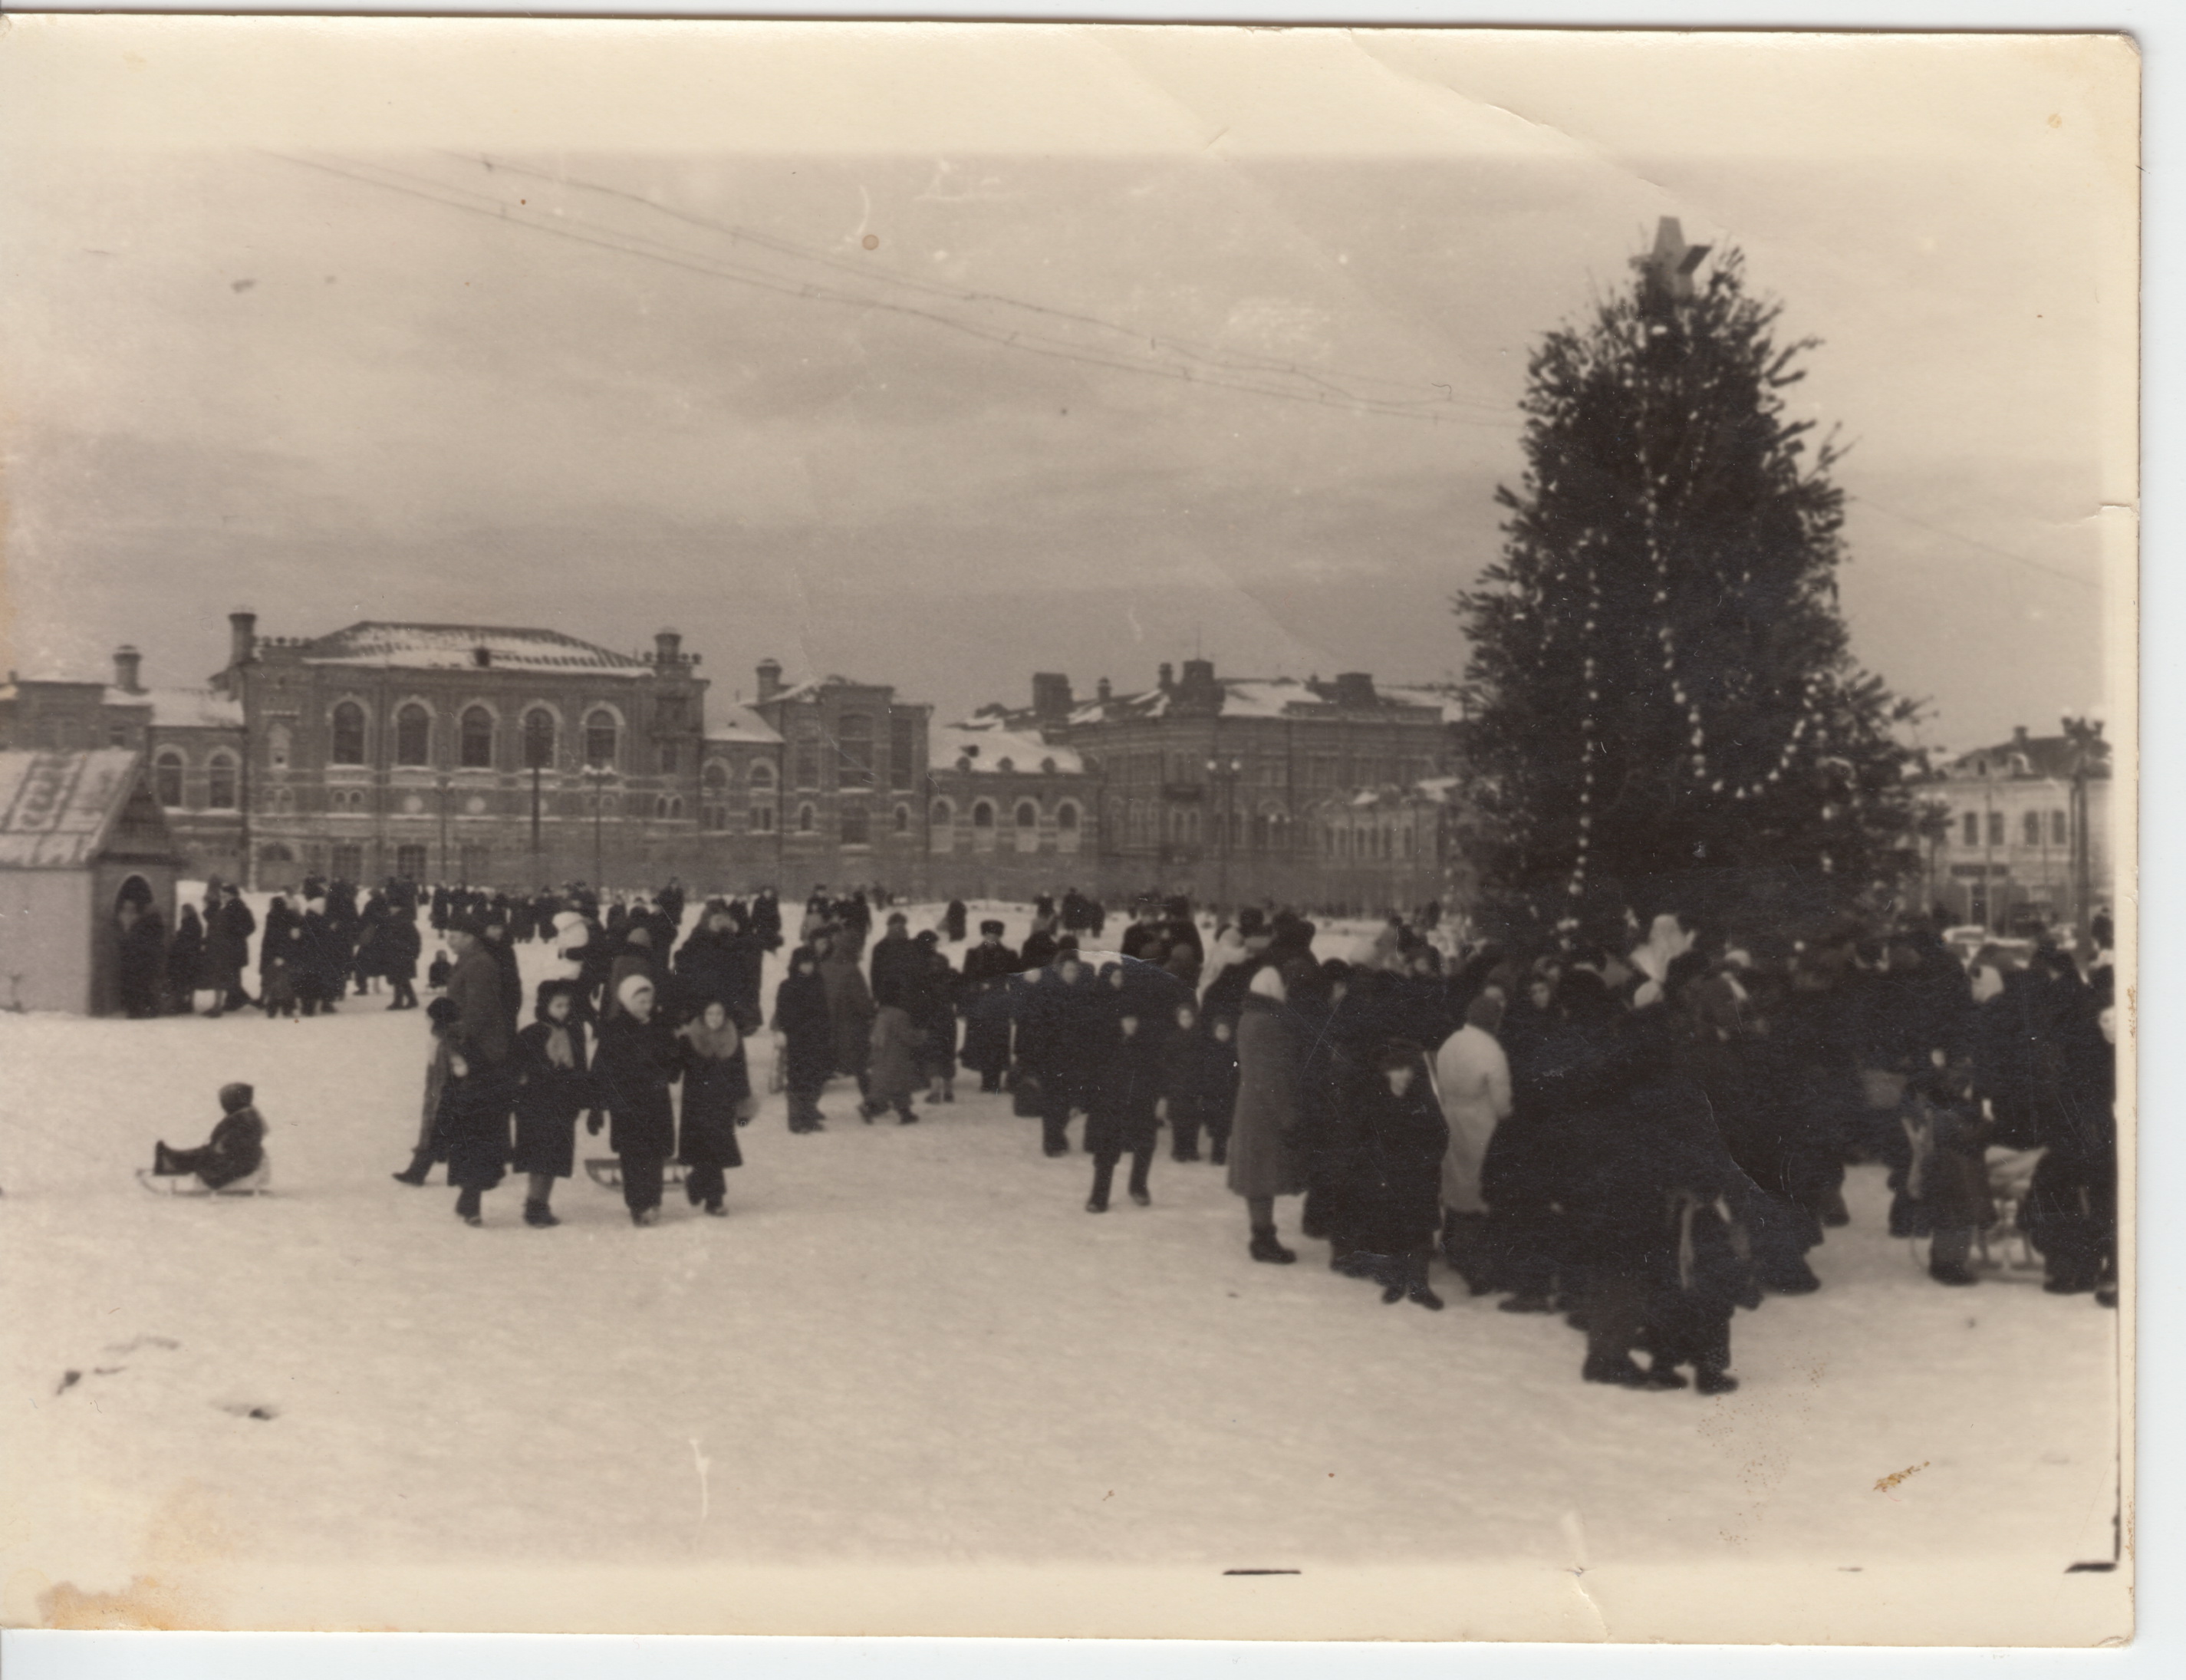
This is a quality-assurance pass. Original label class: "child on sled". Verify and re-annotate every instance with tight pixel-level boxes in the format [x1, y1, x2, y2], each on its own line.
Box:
[147, 1082, 269, 1194]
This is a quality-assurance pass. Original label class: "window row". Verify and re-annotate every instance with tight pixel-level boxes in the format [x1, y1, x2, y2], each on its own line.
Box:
[1957, 809, 2071, 848]
[325, 702, 626, 769]
[786, 712, 920, 791]
[153, 750, 239, 810]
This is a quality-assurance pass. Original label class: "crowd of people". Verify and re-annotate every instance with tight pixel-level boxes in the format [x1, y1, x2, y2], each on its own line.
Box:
[126, 865, 2120, 1393]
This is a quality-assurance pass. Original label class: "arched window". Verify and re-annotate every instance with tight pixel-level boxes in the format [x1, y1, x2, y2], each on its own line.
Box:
[796, 802, 817, 834]
[749, 761, 777, 793]
[930, 799, 955, 854]
[1055, 801, 1081, 853]
[703, 760, 730, 792]
[584, 710, 618, 769]
[972, 800, 995, 829]
[459, 707, 495, 769]
[153, 749, 185, 808]
[206, 753, 238, 810]
[1015, 800, 1039, 829]
[522, 708, 556, 770]
[331, 701, 367, 766]
[750, 804, 775, 834]
[395, 703, 431, 766]
[841, 803, 871, 846]
[893, 803, 911, 835]
[838, 713, 874, 787]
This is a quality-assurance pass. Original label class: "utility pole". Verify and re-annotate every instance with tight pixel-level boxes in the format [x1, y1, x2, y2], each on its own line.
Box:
[591, 767, 607, 891]
[437, 774, 453, 884]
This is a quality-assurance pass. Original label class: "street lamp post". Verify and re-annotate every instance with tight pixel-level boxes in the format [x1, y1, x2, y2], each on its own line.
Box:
[590, 767, 608, 891]
[436, 775, 453, 884]
[1205, 755, 1243, 911]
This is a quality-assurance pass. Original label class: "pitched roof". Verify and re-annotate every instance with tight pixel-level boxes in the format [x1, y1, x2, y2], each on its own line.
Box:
[705, 704, 784, 746]
[0, 749, 169, 869]
[1946, 730, 2112, 781]
[935, 721, 1085, 776]
[298, 622, 654, 674]
[107, 686, 245, 729]
[1035, 674, 1449, 727]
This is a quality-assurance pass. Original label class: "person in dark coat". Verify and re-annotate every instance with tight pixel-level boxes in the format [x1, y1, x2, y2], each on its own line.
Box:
[905, 931, 960, 1104]
[202, 884, 257, 1015]
[1019, 912, 1061, 973]
[164, 903, 204, 1015]
[1885, 1058, 1995, 1286]
[1348, 1041, 1451, 1308]
[1084, 1010, 1163, 1211]
[2020, 964, 2115, 1296]
[943, 900, 968, 944]
[152, 1082, 268, 1190]
[1160, 1000, 1238, 1164]
[677, 1000, 751, 1215]
[959, 921, 1020, 1092]
[1022, 955, 1101, 1155]
[117, 900, 167, 1020]
[868, 912, 917, 1008]
[439, 919, 517, 1224]
[592, 972, 682, 1224]
[818, 931, 878, 1095]
[511, 980, 599, 1227]
[380, 906, 423, 1011]
[772, 947, 835, 1132]
[295, 898, 342, 1017]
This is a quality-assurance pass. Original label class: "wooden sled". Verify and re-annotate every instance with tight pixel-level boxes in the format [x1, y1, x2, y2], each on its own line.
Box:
[137, 1164, 272, 1197]
[584, 1157, 688, 1190]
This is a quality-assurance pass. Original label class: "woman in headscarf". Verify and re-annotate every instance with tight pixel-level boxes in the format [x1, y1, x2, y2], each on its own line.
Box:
[591, 972, 681, 1226]
[511, 980, 598, 1227]
[677, 998, 752, 1215]
[772, 947, 835, 1132]
[1226, 959, 1312, 1263]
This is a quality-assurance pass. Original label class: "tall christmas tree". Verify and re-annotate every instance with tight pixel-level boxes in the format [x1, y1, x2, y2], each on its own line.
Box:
[1455, 220, 1919, 945]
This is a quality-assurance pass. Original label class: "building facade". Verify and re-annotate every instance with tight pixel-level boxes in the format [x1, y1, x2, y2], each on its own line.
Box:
[924, 660, 1465, 911]
[1914, 723, 2114, 934]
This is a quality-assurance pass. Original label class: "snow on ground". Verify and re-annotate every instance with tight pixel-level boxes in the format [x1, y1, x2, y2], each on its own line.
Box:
[0, 898, 2123, 1634]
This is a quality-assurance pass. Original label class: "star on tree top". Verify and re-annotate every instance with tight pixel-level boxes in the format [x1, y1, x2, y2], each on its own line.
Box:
[1633, 216, 1712, 301]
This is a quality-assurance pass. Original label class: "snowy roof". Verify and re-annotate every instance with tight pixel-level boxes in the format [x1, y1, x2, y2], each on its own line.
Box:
[767, 675, 882, 704]
[107, 687, 245, 730]
[1945, 730, 2112, 782]
[1381, 684, 1469, 725]
[1034, 674, 1450, 728]
[293, 622, 655, 674]
[705, 704, 784, 746]
[935, 721, 1085, 776]
[0, 749, 168, 869]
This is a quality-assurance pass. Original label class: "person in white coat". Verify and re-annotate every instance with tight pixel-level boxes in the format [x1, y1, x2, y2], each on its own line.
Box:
[1435, 993, 1513, 1294]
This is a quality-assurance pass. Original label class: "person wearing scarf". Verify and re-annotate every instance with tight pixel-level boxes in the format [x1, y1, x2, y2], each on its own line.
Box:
[593, 973, 681, 1225]
[677, 1000, 752, 1215]
[512, 980, 600, 1228]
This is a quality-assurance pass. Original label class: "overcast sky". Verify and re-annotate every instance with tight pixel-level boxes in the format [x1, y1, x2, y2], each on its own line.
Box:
[0, 21, 2135, 751]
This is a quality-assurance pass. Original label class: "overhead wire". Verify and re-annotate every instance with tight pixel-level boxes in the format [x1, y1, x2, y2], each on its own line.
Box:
[269, 150, 1519, 430]
[460, 149, 1519, 418]
[1850, 496, 2102, 591]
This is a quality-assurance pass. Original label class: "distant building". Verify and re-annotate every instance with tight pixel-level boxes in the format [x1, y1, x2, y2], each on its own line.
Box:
[1916, 723, 2113, 934]
[927, 660, 1466, 910]
[0, 649, 245, 883]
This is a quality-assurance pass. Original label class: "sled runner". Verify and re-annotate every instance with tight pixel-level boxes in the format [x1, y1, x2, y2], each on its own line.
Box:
[584, 1158, 689, 1190]
[137, 1164, 272, 1197]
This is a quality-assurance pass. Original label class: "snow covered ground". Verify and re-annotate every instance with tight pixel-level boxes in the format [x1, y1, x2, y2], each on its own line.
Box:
[0, 898, 2128, 1640]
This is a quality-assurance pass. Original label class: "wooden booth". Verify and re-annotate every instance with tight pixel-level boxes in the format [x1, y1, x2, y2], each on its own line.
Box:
[0, 749, 184, 1014]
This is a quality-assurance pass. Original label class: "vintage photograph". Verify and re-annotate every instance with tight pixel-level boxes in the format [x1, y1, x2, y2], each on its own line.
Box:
[0, 17, 2137, 1645]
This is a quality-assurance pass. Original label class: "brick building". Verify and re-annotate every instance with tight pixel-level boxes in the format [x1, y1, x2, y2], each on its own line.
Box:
[926, 660, 1465, 911]
[1914, 722, 2115, 935]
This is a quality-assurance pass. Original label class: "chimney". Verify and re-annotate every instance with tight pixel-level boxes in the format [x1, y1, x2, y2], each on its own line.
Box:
[1096, 677, 1112, 704]
[229, 610, 258, 669]
[1334, 671, 1378, 709]
[654, 629, 683, 667]
[2012, 725, 2030, 747]
[1157, 662, 1175, 694]
[1031, 672, 1073, 722]
[756, 658, 783, 702]
[113, 645, 143, 694]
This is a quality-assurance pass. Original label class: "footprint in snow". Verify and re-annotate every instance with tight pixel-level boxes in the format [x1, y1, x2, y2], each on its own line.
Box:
[215, 1401, 279, 1421]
